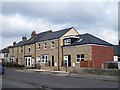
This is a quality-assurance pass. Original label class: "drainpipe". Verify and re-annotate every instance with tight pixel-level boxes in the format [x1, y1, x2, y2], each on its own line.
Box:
[58, 39, 60, 71]
[35, 43, 36, 68]
[24, 45, 25, 67]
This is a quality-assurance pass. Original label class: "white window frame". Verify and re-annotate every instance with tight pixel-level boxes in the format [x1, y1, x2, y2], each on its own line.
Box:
[42, 55, 48, 63]
[76, 54, 85, 63]
[64, 39, 71, 45]
[44, 42, 47, 49]
[51, 40, 55, 48]
[25, 57, 31, 66]
[37, 56, 41, 63]
[28, 46, 31, 53]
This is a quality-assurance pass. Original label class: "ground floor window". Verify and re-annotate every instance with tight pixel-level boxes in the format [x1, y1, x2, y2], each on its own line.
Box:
[37, 56, 41, 63]
[76, 54, 85, 63]
[25, 57, 31, 66]
[10, 57, 14, 63]
[42, 55, 48, 63]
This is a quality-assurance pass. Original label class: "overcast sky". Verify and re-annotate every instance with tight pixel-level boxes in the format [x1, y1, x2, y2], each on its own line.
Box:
[0, 0, 119, 49]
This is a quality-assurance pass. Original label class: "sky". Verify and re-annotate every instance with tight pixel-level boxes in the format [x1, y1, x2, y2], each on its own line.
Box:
[0, 0, 119, 49]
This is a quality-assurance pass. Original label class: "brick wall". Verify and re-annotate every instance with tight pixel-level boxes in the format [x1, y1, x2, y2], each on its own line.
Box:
[92, 45, 114, 68]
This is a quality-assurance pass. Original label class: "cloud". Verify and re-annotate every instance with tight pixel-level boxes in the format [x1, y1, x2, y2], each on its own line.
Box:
[1, 1, 118, 49]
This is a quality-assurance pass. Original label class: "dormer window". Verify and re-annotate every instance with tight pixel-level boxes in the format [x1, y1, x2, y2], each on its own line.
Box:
[64, 39, 71, 45]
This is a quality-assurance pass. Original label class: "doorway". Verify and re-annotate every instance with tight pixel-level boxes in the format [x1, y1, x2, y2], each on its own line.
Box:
[52, 56, 54, 66]
[64, 55, 71, 67]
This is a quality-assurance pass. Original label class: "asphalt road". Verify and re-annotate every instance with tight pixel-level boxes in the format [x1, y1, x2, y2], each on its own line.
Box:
[2, 69, 119, 89]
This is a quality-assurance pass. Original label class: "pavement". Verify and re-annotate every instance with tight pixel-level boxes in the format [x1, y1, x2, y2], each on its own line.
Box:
[14, 69, 119, 82]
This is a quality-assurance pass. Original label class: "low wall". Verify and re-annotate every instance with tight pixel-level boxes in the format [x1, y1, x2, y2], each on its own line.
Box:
[75, 68, 119, 76]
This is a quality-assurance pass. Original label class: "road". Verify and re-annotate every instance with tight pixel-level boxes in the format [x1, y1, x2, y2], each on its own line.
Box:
[2, 69, 119, 89]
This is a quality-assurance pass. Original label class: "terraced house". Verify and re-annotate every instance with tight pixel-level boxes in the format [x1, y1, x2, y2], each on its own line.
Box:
[8, 27, 114, 71]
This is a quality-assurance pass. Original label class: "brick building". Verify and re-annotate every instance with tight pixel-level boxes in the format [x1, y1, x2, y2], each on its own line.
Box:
[8, 27, 114, 70]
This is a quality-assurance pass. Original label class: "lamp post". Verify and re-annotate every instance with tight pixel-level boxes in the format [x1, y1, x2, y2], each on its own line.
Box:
[21, 60, 23, 70]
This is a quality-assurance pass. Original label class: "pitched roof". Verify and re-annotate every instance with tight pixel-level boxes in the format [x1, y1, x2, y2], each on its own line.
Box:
[40, 27, 73, 41]
[114, 45, 120, 56]
[11, 27, 73, 47]
[0, 47, 9, 53]
[63, 33, 113, 46]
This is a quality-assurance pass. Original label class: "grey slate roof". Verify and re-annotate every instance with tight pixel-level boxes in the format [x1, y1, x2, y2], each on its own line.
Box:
[40, 27, 73, 41]
[11, 27, 73, 47]
[63, 33, 113, 47]
[114, 45, 120, 56]
[0, 47, 9, 53]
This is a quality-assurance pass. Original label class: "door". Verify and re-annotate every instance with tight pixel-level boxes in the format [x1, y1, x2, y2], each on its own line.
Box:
[64, 55, 71, 67]
[68, 55, 71, 67]
[52, 56, 54, 66]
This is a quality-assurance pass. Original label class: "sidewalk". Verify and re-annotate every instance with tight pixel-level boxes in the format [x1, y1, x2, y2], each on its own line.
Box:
[23, 69, 118, 82]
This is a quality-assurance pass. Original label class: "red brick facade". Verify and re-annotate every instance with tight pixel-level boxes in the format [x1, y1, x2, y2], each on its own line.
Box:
[91, 45, 114, 68]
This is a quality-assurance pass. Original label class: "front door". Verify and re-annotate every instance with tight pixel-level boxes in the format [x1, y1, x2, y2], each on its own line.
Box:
[64, 55, 71, 67]
[52, 56, 54, 66]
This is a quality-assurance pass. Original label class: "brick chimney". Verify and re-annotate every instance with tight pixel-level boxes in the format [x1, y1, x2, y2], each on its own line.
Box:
[31, 31, 36, 38]
[22, 36, 27, 41]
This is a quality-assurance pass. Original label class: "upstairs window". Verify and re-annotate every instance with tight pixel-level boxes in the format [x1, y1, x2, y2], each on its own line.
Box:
[51, 41, 55, 48]
[44, 42, 47, 49]
[38, 43, 41, 50]
[76, 54, 85, 63]
[20, 46, 23, 54]
[64, 39, 71, 45]
[28, 46, 30, 53]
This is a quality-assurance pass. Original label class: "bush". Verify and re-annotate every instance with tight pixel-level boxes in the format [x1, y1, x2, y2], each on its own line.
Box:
[107, 63, 118, 69]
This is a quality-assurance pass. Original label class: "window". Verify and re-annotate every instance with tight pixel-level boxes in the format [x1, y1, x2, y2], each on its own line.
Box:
[28, 46, 30, 53]
[64, 39, 71, 45]
[42, 55, 48, 63]
[76, 54, 85, 63]
[28, 58, 30, 66]
[38, 43, 41, 50]
[37, 56, 40, 63]
[44, 42, 47, 49]
[51, 41, 55, 48]
[12, 48, 14, 55]
[20, 46, 23, 54]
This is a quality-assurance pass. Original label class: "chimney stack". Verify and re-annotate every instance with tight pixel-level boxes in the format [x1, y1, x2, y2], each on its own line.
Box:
[13, 42, 16, 46]
[22, 36, 27, 41]
[31, 31, 36, 38]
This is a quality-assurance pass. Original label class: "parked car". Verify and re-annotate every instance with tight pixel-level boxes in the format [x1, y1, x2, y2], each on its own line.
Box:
[0, 65, 5, 75]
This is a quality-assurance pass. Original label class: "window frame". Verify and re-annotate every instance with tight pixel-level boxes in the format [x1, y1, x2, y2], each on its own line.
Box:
[44, 42, 47, 49]
[28, 46, 31, 53]
[42, 55, 48, 63]
[51, 40, 55, 49]
[38, 43, 41, 50]
[76, 54, 85, 63]
[64, 39, 71, 45]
